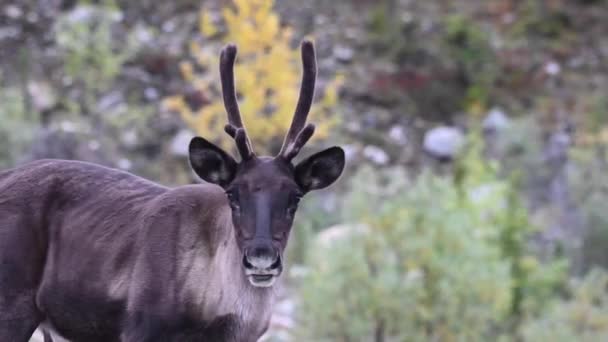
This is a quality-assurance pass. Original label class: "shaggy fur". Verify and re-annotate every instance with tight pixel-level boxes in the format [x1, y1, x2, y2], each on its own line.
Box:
[0, 159, 272, 341]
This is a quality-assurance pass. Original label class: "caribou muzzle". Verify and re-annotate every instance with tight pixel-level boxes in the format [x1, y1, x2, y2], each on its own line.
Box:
[242, 243, 282, 287]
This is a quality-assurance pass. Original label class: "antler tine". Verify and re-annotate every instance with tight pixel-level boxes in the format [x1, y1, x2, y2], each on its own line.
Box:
[223, 123, 238, 138]
[219, 44, 255, 159]
[224, 125, 253, 160]
[282, 123, 316, 161]
[278, 40, 317, 160]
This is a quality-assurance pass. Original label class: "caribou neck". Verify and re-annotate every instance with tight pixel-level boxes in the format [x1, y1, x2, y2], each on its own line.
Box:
[189, 204, 275, 336]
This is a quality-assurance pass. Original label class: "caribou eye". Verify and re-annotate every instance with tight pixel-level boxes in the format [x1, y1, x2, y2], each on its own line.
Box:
[286, 206, 297, 218]
[273, 231, 285, 241]
[286, 194, 302, 218]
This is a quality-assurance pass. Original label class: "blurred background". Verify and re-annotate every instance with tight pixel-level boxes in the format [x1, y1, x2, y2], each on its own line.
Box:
[2, 0, 608, 341]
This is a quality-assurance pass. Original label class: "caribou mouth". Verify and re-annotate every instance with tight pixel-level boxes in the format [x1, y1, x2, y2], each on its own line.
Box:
[248, 274, 276, 287]
[252, 274, 273, 281]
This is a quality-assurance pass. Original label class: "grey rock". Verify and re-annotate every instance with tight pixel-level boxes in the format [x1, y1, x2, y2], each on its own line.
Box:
[117, 158, 132, 170]
[134, 24, 154, 44]
[316, 223, 370, 248]
[333, 45, 354, 63]
[544, 61, 561, 76]
[170, 130, 194, 156]
[97, 91, 123, 112]
[88, 140, 101, 151]
[423, 126, 464, 159]
[344, 119, 361, 133]
[4, 5, 23, 19]
[363, 145, 389, 165]
[27, 81, 56, 112]
[65, 5, 121, 24]
[341, 144, 358, 162]
[121, 129, 138, 148]
[144, 87, 160, 100]
[388, 125, 407, 145]
[0, 27, 20, 41]
[482, 108, 510, 132]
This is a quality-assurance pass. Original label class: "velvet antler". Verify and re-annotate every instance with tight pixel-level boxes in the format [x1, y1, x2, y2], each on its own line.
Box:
[277, 40, 317, 161]
[220, 44, 255, 160]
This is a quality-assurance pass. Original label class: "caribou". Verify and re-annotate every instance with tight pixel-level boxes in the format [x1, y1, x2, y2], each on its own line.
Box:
[0, 40, 345, 342]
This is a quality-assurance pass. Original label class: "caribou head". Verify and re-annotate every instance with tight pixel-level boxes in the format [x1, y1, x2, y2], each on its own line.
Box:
[188, 41, 345, 287]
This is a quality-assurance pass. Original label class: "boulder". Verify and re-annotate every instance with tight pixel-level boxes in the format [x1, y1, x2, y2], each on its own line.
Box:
[482, 108, 510, 133]
[423, 126, 464, 159]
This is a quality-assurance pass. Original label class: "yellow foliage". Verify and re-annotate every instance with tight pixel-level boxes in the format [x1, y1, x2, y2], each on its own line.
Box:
[163, 0, 340, 155]
[199, 12, 217, 37]
[576, 126, 608, 146]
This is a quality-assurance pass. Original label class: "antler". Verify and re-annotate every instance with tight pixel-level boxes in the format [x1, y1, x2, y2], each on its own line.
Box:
[220, 44, 255, 160]
[277, 40, 317, 161]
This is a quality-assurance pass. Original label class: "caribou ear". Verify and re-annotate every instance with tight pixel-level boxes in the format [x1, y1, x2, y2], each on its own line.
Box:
[294, 147, 345, 192]
[189, 137, 237, 187]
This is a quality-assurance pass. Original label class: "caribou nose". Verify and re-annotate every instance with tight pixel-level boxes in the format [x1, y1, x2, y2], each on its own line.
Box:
[243, 245, 280, 270]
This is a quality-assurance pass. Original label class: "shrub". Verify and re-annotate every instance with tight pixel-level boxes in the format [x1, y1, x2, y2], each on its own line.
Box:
[522, 268, 608, 342]
[0, 84, 35, 169]
[443, 15, 496, 116]
[296, 133, 566, 341]
[569, 146, 608, 273]
[54, 2, 138, 94]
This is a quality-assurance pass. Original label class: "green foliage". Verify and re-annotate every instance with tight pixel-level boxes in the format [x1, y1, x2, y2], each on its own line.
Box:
[287, 194, 343, 266]
[512, 0, 571, 40]
[443, 15, 496, 116]
[569, 147, 608, 272]
[296, 133, 566, 341]
[577, 94, 608, 146]
[53, 1, 146, 131]
[0, 84, 35, 169]
[581, 204, 608, 272]
[507, 0, 579, 58]
[366, 0, 404, 56]
[522, 268, 608, 341]
[45, 2, 170, 180]
[54, 1, 139, 93]
[458, 133, 568, 323]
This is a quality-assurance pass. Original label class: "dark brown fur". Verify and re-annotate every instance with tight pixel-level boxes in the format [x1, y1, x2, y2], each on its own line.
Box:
[0, 159, 257, 341]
